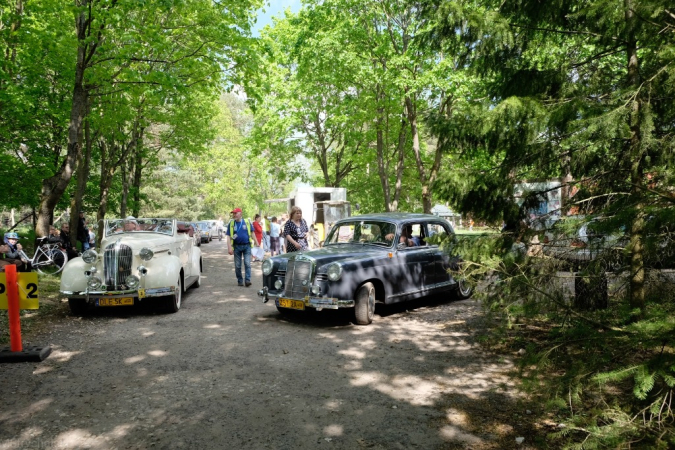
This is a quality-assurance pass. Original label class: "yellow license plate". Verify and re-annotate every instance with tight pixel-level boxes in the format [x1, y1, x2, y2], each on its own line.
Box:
[97, 297, 134, 307]
[279, 298, 305, 310]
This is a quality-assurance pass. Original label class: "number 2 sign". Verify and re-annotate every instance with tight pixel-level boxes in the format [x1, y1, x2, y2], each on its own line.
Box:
[0, 272, 40, 309]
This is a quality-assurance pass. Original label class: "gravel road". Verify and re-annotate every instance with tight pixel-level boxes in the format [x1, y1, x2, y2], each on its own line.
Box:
[0, 240, 527, 450]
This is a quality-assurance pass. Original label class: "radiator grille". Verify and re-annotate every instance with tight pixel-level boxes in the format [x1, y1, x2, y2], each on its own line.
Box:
[284, 259, 313, 299]
[104, 242, 133, 289]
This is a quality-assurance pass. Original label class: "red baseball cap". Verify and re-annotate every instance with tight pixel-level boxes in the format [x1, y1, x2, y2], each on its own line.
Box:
[231, 208, 242, 214]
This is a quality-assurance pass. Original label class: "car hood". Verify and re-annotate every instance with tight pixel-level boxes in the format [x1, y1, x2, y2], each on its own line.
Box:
[274, 244, 390, 267]
[100, 233, 175, 252]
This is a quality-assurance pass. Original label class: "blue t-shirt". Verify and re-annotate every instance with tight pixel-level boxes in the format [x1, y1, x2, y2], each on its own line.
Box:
[270, 223, 280, 238]
[228, 219, 251, 245]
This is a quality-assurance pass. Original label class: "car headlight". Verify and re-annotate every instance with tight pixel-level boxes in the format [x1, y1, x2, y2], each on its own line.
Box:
[125, 275, 140, 289]
[82, 249, 98, 264]
[262, 259, 273, 275]
[87, 276, 103, 290]
[274, 279, 283, 289]
[139, 248, 154, 261]
[327, 263, 342, 281]
[311, 285, 320, 295]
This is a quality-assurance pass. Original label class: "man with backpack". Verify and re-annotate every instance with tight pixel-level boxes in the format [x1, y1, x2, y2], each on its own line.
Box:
[226, 208, 260, 287]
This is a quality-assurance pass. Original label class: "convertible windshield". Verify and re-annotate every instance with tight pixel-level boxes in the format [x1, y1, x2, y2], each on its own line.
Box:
[106, 218, 174, 236]
[325, 220, 396, 247]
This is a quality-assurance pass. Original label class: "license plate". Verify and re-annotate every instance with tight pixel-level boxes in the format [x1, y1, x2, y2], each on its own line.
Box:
[278, 298, 305, 310]
[97, 297, 134, 307]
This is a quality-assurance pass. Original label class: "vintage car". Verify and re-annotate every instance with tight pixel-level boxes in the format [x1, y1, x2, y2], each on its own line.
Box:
[60, 218, 202, 315]
[258, 213, 472, 325]
[196, 221, 214, 243]
[190, 222, 202, 247]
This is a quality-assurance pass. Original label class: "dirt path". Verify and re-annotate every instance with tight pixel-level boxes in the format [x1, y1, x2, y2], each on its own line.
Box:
[0, 241, 530, 450]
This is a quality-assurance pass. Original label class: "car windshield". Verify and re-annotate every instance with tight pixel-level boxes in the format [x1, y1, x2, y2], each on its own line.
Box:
[106, 218, 173, 236]
[325, 220, 396, 248]
[196, 223, 209, 231]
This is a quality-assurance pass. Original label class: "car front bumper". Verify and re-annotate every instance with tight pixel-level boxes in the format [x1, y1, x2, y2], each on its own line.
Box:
[257, 286, 355, 309]
[60, 286, 177, 300]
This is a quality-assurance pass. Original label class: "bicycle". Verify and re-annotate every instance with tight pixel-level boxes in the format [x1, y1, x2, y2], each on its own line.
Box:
[17, 237, 68, 275]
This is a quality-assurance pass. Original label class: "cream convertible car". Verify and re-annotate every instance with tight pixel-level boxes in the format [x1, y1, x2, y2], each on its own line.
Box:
[60, 218, 202, 315]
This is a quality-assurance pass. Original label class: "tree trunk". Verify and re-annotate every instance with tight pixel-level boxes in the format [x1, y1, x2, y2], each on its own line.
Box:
[132, 147, 143, 217]
[625, 0, 645, 313]
[35, 8, 89, 238]
[375, 102, 392, 211]
[120, 160, 129, 218]
[392, 116, 407, 211]
[69, 106, 93, 248]
[406, 96, 433, 213]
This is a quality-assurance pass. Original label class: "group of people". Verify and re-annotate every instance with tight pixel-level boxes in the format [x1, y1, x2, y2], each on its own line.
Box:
[0, 211, 94, 273]
[226, 206, 319, 287]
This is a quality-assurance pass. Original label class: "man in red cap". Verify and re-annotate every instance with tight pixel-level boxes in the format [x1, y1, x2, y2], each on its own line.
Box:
[226, 208, 259, 287]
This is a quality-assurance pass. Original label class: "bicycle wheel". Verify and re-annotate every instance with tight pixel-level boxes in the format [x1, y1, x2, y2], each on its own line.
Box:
[34, 248, 68, 275]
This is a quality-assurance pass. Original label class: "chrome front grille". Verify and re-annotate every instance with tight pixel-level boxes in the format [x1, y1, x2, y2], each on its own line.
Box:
[284, 258, 313, 299]
[104, 241, 133, 289]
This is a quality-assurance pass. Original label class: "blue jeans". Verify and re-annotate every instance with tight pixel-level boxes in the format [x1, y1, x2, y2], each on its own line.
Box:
[233, 244, 251, 283]
[82, 241, 90, 251]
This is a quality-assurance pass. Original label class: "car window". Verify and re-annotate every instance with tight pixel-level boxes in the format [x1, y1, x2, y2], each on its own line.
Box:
[426, 222, 452, 246]
[326, 221, 396, 247]
[399, 222, 426, 247]
[107, 218, 173, 236]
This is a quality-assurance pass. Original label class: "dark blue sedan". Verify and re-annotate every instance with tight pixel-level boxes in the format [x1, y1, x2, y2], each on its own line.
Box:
[258, 213, 472, 325]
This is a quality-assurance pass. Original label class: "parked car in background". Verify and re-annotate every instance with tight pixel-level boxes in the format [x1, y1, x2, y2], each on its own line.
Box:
[196, 221, 214, 243]
[60, 218, 202, 315]
[258, 213, 472, 325]
[541, 217, 626, 267]
[190, 222, 202, 247]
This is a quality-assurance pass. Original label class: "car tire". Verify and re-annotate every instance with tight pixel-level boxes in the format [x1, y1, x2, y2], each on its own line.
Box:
[453, 279, 473, 300]
[68, 298, 88, 316]
[355, 282, 375, 325]
[165, 277, 182, 313]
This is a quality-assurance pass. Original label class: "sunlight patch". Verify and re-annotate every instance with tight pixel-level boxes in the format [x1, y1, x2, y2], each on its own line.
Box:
[147, 350, 168, 357]
[323, 424, 343, 436]
[203, 324, 222, 329]
[338, 348, 366, 359]
[124, 355, 146, 364]
[439, 425, 483, 444]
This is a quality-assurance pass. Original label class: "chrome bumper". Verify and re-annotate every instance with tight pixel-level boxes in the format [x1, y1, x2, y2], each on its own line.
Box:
[60, 286, 176, 300]
[258, 286, 355, 309]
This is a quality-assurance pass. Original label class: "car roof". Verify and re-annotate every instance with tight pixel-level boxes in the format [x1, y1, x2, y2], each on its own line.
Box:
[337, 213, 448, 223]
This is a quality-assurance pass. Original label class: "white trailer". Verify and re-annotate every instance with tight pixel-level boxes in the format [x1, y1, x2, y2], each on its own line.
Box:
[264, 187, 350, 241]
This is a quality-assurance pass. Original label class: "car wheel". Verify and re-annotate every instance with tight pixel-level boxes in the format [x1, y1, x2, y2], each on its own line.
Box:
[68, 298, 88, 316]
[355, 282, 376, 325]
[453, 279, 473, 300]
[165, 277, 182, 313]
